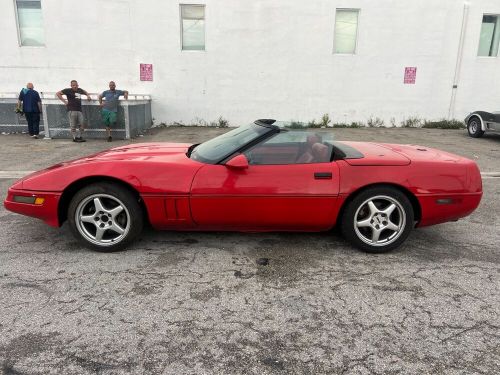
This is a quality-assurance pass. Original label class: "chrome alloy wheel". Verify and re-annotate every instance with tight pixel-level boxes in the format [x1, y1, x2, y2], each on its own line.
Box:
[354, 195, 406, 247]
[74, 194, 131, 247]
[469, 120, 479, 133]
[467, 118, 484, 138]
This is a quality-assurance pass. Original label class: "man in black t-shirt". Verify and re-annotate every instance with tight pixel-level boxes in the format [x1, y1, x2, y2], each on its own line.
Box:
[56, 80, 91, 142]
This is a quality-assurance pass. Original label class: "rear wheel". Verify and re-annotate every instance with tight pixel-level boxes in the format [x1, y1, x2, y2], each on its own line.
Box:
[341, 187, 414, 253]
[68, 183, 143, 252]
[467, 117, 484, 138]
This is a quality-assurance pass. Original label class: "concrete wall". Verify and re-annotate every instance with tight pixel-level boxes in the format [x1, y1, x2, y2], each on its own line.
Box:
[0, 0, 499, 126]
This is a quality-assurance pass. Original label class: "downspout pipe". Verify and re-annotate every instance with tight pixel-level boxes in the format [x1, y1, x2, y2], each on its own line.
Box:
[448, 2, 470, 120]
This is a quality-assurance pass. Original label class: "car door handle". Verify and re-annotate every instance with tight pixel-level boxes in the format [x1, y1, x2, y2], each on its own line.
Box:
[314, 172, 332, 179]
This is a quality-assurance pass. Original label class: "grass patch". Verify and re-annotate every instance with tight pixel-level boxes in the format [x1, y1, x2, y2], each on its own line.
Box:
[331, 122, 365, 128]
[422, 119, 465, 129]
[400, 117, 422, 128]
[367, 117, 384, 127]
[155, 116, 465, 130]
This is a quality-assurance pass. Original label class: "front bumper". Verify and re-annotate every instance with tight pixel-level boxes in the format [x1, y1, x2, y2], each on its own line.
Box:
[4, 188, 62, 227]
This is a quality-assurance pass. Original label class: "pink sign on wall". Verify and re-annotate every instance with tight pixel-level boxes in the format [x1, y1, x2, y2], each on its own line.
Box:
[404, 67, 417, 84]
[140, 64, 153, 81]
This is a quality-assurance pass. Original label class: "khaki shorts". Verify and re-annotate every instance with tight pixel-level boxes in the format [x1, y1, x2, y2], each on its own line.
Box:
[68, 111, 85, 130]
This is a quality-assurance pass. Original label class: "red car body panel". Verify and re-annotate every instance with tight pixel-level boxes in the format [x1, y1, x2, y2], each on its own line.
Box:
[4, 189, 61, 227]
[19, 143, 200, 194]
[190, 162, 340, 231]
[6, 143, 204, 228]
[4, 140, 482, 232]
[342, 142, 411, 166]
[142, 195, 194, 229]
[336, 143, 482, 227]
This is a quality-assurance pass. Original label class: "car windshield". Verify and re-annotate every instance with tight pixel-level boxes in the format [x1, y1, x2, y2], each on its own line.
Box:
[190, 123, 272, 164]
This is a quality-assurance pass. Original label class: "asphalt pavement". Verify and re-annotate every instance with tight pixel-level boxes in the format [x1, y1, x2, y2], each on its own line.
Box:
[0, 127, 499, 374]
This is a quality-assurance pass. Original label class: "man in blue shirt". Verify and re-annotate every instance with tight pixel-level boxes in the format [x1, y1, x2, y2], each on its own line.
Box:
[17, 82, 42, 139]
[98, 81, 128, 142]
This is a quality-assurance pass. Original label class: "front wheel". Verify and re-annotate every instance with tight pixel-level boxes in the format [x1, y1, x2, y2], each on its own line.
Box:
[340, 187, 414, 253]
[467, 117, 484, 138]
[67, 183, 143, 252]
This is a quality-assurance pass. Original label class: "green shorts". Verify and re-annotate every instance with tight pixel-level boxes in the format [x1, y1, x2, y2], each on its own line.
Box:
[101, 110, 117, 127]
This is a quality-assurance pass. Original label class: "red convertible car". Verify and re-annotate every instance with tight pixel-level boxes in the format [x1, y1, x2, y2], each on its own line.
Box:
[4, 119, 482, 253]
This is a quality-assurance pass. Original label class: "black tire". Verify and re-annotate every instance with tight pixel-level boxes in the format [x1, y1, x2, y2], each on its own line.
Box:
[467, 117, 484, 138]
[340, 186, 414, 253]
[67, 182, 143, 252]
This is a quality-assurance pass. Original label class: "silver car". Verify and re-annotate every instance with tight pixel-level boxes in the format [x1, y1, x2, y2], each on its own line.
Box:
[465, 111, 500, 138]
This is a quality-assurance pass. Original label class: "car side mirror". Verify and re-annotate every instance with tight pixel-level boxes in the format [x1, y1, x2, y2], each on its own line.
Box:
[225, 154, 249, 169]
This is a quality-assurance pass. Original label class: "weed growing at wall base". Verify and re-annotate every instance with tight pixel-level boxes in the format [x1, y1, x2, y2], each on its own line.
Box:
[306, 113, 332, 128]
[153, 117, 464, 129]
[367, 117, 385, 127]
[400, 117, 465, 129]
[217, 116, 229, 128]
[331, 122, 364, 128]
[297, 116, 463, 129]
[400, 117, 422, 128]
[320, 114, 331, 128]
[166, 117, 230, 127]
[422, 119, 465, 129]
[206, 116, 229, 127]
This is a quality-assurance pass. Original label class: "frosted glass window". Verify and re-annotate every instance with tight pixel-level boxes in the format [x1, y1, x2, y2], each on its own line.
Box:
[16, 0, 44, 46]
[334, 9, 359, 54]
[478, 15, 500, 57]
[181, 5, 205, 51]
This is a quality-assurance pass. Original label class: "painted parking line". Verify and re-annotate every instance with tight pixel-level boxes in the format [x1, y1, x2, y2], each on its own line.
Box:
[0, 171, 34, 179]
[481, 172, 500, 179]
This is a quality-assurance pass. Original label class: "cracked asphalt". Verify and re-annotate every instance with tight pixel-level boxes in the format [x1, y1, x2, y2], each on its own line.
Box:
[0, 127, 499, 374]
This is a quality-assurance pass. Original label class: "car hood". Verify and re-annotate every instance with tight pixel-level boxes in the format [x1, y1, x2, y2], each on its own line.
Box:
[83, 142, 192, 162]
[41, 142, 193, 168]
[340, 142, 463, 166]
[10, 143, 195, 189]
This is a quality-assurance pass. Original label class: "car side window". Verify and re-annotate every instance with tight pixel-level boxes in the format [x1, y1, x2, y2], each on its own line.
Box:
[244, 131, 332, 165]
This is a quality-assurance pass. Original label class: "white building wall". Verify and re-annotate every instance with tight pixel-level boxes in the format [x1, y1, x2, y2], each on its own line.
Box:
[1, 0, 499, 126]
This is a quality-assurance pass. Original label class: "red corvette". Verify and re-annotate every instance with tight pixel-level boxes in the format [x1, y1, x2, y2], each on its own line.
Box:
[4, 119, 482, 253]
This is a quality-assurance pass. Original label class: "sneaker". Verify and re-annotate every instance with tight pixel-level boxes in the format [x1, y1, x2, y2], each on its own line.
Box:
[72, 138, 78, 142]
[32, 135, 38, 139]
[107, 136, 112, 142]
[76, 137, 86, 142]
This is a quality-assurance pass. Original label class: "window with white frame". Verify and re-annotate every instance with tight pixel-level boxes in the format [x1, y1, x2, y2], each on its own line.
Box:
[334, 9, 359, 54]
[15, 0, 44, 46]
[478, 15, 500, 57]
[180, 4, 205, 51]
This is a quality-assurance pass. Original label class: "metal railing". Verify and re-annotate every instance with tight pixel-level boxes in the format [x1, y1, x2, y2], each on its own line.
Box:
[0, 92, 152, 100]
[0, 93, 152, 139]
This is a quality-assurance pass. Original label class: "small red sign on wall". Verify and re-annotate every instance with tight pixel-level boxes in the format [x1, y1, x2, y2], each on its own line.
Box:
[140, 64, 153, 81]
[404, 67, 417, 84]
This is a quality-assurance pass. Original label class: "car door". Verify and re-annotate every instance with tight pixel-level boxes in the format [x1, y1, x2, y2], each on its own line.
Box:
[190, 153, 340, 231]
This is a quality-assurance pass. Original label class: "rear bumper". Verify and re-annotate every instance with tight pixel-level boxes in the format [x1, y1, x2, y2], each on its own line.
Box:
[4, 188, 62, 227]
[416, 192, 482, 227]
